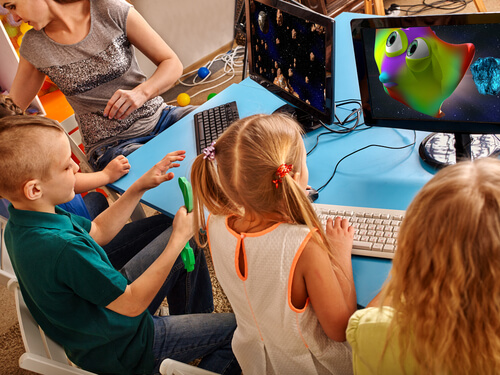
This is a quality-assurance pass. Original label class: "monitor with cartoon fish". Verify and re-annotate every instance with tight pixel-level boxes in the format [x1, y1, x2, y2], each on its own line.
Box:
[351, 13, 500, 168]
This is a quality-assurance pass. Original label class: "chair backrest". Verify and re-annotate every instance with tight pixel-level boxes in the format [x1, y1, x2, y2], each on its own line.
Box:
[7, 279, 96, 375]
[60, 115, 94, 174]
[0, 213, 15, 286]
[160, 358, 220, 375]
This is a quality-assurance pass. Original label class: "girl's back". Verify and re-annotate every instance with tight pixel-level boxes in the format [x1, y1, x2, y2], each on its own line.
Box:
[208, 215, 352, 375]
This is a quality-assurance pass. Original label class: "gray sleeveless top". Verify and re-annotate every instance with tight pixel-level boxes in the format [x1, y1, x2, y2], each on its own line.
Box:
[20, 0, 164, 153]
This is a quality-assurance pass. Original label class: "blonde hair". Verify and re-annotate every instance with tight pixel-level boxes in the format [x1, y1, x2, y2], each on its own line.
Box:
[382, 157, 500, 374]
[0, 115, 64, 200]
[190, 113, 332, 255]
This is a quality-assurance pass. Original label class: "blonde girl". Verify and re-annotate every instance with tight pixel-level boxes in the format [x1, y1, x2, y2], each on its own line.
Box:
[347, 157, 500, 375]
[191, 113, 356, 375]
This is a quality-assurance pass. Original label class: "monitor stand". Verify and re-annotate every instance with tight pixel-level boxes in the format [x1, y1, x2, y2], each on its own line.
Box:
[418, 132, 500, 169]
[273, 104, 322, 132]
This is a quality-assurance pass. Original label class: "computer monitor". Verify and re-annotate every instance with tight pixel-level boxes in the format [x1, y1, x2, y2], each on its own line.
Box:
[351, 13, 500, 168]
[245, 0, 335, 130]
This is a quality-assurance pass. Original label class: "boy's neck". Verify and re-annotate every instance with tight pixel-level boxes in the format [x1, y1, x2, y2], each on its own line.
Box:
[8, 198, 57, 214]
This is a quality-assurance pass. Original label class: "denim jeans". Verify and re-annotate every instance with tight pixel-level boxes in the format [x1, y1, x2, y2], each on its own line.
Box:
[83, 192, 174, 270]
[89, 105, 196, 171]
[119, 228, 240, 374]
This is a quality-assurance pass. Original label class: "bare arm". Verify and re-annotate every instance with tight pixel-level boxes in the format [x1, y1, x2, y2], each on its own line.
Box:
[9, 56, 46, 111]
[106, 206, 193, 316]
[74, 155, 130, 194]
[103, 8, 183, 120]
[89, 150, 185, 245]
[292, 217, 356, 342]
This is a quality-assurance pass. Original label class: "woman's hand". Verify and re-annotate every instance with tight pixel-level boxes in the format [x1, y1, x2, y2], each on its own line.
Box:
[104, 88, 149, 120]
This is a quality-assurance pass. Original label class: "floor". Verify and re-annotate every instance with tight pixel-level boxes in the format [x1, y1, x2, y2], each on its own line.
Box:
[1, 1, 499, 373]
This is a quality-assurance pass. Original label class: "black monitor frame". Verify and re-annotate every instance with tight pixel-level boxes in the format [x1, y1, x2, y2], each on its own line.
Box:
[351, 13, 500, 168]
[245, 0, 335, 128]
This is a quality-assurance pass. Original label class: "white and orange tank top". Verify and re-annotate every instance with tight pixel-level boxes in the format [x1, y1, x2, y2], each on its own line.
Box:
[207, 215, 353, 375]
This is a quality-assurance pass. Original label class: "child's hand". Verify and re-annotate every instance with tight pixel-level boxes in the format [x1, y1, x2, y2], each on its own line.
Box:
[102, 155, 130, 183]
[326, 217, 354, 259]
[133, 150, 186, 192]
[171, 205, 195, 251]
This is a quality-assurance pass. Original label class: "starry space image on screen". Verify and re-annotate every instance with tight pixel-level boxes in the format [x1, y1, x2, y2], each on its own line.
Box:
[362, 23, 500, 124]
[249, 1, 328, 113]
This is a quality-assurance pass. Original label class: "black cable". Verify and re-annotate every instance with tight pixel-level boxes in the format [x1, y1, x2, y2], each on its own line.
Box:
[315, 130, 417, 193]
[396, 0, 472, 15]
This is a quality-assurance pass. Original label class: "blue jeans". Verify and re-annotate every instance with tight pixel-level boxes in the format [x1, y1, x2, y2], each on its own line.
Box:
[89, 105, 196, 171]
[120, 228, 240, 375]
[83, 192, 174, 270]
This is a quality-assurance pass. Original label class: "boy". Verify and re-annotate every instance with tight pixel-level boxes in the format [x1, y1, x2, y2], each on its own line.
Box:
[0, 93, 173, 270]
[0, 115, 239, 375]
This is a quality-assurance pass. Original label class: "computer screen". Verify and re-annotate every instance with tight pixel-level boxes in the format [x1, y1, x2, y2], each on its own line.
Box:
[245, 0, 335, 129]
[351, 13, 500, 167]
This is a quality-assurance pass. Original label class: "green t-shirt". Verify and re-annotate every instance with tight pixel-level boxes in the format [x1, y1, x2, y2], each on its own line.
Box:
[347, 307, 418, 375]
[6, 205, 154, 375]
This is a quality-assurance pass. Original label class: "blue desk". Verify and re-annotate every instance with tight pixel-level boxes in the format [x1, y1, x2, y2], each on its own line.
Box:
[110, 13, 435, 306]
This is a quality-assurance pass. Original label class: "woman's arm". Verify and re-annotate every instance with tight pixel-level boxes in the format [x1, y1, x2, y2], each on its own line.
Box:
[9, 56, 46, 111]
[103, 8, 184, 120]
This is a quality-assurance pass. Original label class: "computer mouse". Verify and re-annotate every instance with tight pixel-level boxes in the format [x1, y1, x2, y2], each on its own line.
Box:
[307, 187, 319, 202]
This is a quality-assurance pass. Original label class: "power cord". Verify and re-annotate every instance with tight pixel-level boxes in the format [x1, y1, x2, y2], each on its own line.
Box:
[392, 0, 473, 15]
[315, 130, 417, 193]
[166, 46, 245, 104]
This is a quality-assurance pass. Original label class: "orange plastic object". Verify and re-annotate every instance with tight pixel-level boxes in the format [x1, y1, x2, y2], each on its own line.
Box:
[39, 89, 74, 122]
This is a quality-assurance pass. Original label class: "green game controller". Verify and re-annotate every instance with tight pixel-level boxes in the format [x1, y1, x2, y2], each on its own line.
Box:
[178, 177, 195, 272]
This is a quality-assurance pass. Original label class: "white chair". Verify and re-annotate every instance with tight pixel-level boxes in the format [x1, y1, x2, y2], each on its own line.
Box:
[0, 214, 15, 286]
[7, 279, 96, 375]
[60, 115, 146, 221]
[160, 358, 220, 375]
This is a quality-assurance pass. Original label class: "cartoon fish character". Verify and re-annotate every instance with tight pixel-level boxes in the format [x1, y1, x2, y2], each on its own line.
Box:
[374, 27, 475, 118]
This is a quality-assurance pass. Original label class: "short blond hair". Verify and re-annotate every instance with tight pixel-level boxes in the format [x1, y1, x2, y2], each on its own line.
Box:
[383, 157, 500, 374]
[0, 116, 64, 199]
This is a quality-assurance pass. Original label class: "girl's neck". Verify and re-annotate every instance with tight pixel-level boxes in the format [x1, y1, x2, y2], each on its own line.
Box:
[44, 0, 90, 44]
[229, 212, 283, 234]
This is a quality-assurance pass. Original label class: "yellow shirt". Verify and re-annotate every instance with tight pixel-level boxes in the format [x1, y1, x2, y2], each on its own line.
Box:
[346, 307, 418, 375]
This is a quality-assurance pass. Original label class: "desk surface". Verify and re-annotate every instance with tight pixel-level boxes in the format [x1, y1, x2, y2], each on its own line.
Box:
[110, 13, 435, 306]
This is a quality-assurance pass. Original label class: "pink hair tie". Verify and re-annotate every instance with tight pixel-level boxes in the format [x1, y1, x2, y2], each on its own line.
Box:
[272, 163, 293, 188]
[202, 141, 216, 161]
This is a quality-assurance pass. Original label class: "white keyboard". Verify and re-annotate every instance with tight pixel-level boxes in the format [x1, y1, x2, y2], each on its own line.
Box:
[313, 203, 405, 260]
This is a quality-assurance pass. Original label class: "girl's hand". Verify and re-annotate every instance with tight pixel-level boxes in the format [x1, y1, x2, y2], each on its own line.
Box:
[132, 150, 186, 193]
[104, 88, 148, 120]
[102, 155, 131, 183]
[326, 217, 354, 259]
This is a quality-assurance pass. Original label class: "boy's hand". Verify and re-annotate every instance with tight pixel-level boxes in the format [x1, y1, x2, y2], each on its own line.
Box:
[170, 205, 195, 253]
[326, 217, 354, 260]
[102, 155, 131, 183]
[133, 150, 186, 193]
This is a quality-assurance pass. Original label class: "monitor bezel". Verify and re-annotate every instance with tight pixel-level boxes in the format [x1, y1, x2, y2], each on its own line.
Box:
[351, 13, 500, 134]
[245, 0, 335, 125]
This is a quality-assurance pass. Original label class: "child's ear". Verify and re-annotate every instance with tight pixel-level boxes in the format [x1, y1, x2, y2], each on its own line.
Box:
[292, 171, 301, 182]
[23, 179, 42, 201]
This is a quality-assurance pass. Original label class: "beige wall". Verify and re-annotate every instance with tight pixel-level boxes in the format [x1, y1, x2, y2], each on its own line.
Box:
[131, 0, 236, 77]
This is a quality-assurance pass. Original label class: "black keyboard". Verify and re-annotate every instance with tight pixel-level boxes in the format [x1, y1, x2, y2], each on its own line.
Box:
[194, 101, 239, 154]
